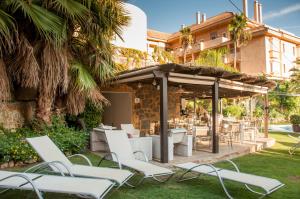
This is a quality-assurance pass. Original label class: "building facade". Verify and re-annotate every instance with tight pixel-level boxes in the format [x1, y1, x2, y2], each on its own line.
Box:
[116, 1, 300, 79]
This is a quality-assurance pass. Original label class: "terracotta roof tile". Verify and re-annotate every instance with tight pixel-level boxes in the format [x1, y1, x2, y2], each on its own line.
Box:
[147, 29, 171, 41]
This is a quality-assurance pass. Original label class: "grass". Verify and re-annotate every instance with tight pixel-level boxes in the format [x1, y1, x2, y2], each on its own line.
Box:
[3, 132, 300, 199]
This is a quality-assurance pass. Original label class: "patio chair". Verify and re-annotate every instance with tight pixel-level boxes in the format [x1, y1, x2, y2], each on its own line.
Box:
[288, 134, 300, 155]
[99, 130, 174, 186]
[0, 170, 114, 199]
[26, 136, 133, 186]
[175, 160, 284, 199]
[121, 124, 140, 138]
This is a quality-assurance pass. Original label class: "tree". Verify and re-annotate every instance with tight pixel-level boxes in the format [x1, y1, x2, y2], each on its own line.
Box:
[195, 48, 237, 72]
[290, 63, 300, 92]
[228, 13, 252, 70]
[0, 0, 129, 123]
[180, 27, 193, 64]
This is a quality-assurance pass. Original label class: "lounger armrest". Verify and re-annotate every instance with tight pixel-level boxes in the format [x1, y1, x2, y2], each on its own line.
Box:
[68, 154, 93, 166]
[224, 159, 240, 173]
[97, 152, 123, 169]
[133, 150, 148, 162]
[0, 173, 43, 199]
[24, 161, 74, 177]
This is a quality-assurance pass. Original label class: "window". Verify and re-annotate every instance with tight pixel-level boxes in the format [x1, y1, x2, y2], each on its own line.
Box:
[270, 62, 273, 73]
[283, 64, 286, 73]
[210, 32, 217, 40]
[222, 32, 227, 38]
[293, 46, 296, 56]
[282, 43, 285, 53]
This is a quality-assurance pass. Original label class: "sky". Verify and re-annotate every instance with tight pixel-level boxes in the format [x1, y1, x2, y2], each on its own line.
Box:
[127, 0, 300, 36]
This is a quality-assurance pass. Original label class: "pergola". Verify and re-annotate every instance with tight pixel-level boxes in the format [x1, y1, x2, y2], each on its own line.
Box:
[113, 64, 276, 163]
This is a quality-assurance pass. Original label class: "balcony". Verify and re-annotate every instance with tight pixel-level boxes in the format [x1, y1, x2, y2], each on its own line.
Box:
[202, 37, 229, 50]
[174, 37, 230, 57]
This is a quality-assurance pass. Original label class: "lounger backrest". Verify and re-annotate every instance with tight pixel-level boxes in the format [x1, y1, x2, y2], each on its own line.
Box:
[26, 136, 73, 172]
[104, 130, 135, 161]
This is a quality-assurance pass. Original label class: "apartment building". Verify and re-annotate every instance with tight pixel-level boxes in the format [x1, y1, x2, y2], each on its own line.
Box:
[116, 1, 300, 79]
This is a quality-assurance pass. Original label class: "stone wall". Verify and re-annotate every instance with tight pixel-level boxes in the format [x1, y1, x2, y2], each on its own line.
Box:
[103, 83, 181, 135]
[0, 101, 36, 129]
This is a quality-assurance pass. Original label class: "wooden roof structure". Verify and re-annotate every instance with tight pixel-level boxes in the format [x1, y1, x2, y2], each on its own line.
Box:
[115, 64, 276, 98]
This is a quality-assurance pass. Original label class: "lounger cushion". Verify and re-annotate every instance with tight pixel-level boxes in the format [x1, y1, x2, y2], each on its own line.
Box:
[120, 159, 173, 177]
[176, 162, 283, 193]
[0, 171, 114, 198]
[71, 164, 133, 185]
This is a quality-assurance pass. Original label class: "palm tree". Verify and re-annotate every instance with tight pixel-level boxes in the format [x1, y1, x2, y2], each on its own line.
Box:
[180, 27, 193, 64]
[0, 0, 129, 123]
[228, 13, 252, 70]
[195, 48, 237, 72]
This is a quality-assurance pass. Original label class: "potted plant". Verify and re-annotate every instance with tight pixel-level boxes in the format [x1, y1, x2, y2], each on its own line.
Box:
[290, 115, 300, 132]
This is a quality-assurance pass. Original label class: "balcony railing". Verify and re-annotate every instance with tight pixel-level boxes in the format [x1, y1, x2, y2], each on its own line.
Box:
[202, 37, 229, 50]
[174, 37, 230, 57]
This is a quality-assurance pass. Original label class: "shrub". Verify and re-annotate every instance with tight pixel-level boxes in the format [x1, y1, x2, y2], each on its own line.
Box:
[81, 102, 103, 130]
[223, 105, 246, 119]
[0, 116, 88, 164]
[66, 101, 103, 131]
[290, 115, 300, 125]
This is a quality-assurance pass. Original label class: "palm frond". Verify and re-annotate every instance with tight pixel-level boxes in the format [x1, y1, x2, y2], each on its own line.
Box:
[39, 42, 69, 97]
[70, 62, 97, 91]
[0, 9, 16, 56]
[0, 59, 12, 101]
[45, 0, 89, 21]
[8, 34, 39, 88]
[7, 0, 65, 42]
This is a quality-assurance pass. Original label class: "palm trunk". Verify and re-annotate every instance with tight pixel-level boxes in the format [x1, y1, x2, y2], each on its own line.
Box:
[233, 41, 237, 70]
[36, 93, 53, 124]
[183, 49, 187, 64]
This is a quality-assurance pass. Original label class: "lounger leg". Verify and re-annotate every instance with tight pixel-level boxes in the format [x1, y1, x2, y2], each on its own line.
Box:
[177, 169, 202, 182]
[125, 176, 146, 188]
[152, 173, 174, 183]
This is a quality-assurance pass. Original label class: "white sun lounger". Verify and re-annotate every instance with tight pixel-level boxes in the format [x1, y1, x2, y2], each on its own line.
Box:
[26, 136, 133, 186]
[0, 170, 114, 199]
[100, 130, 174, 186]
[175, 161, 284, 199]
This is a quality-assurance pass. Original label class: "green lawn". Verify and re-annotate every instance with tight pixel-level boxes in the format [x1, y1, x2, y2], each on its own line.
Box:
[3, 132, 300, 199]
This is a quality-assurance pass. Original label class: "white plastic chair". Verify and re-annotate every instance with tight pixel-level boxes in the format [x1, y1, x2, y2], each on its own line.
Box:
[100, 130, 174, 186]
[0, 170, 114, 199]
[26, 136, 133, 186]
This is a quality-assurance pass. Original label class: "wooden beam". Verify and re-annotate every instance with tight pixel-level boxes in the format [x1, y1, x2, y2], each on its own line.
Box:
[160, 73, 169, 163]
[212, 81, 219, 153]
[264, 94, 269, 138]
[113, 74, 154, 84]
